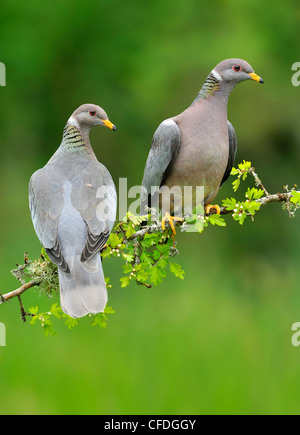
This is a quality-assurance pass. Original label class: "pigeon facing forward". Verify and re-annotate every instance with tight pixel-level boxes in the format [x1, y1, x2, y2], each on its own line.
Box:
[29, 104, 117, 318]
[141, 59, 263, 229]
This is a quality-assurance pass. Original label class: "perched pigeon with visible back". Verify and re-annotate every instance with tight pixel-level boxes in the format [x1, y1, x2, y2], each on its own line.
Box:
[141, 59, 264, 222]
[29, 104, 117, 318]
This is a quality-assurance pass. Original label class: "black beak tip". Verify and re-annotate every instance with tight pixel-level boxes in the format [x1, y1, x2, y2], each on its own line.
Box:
[259, 78, 264, 84]
[113, 125, 117, 131]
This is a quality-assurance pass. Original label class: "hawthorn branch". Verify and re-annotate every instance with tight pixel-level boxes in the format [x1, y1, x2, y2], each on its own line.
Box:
[219, 191, 297, 214]
[1, 165, 299, 306]
[0, 280, 40, 304]
[129, 189, 300, 239]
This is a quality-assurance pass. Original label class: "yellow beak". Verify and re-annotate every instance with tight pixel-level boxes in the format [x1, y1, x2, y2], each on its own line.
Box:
[103, 119, 117, 131]
[248, 72, 264, 84]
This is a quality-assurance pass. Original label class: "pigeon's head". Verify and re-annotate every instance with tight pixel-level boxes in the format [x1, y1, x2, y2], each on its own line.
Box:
[68, 104, 117, 131]
[213, 59, 264, 86]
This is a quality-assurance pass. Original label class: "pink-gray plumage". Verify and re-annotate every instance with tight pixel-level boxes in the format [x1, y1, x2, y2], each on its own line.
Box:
[141, 59, 264, 215]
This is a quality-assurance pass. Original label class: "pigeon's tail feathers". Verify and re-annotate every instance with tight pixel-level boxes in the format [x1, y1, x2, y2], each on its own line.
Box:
[58, 254, 108, 319]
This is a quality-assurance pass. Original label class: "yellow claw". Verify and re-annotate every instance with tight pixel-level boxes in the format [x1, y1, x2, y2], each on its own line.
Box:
[205, 204, 221, 215]
[161, 212, 183, 238]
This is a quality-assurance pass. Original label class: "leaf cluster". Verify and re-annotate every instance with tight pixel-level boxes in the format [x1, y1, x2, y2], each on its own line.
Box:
[28, 303, 115, 336]
[103, 212, 185, 288]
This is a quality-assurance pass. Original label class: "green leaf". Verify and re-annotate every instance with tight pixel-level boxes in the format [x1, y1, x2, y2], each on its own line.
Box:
[125, 223, 136, 238]
[222, 197, 237, 210]
[149, 265, 167, 286]
[64, 315, 78, 330]
[230, 167, 239, 175]
[238, 160, 252, 171]
[30, 315, 39, 325]
[140, 252, 154, 266]
[207, 214, 226, 226]
[185, 214, 196, 224]
[127, 213, 144, 226]
[122, 253, 134, 262]
[28, 306, 39, 315]
[193, 204, 205, 215]
[246, 201, 261, 215]
[291, 191, 300, 205]
[157, 258, 168, 269]
[120, 276, 131, 288]
[232, 178, 240, 192]
[104, 306, 116, 314]
[91, 313, 107, 328]
[233, 211, 247, 225]
[50, 303, 62, 319]
[194, 218, 206, 233]
[136, 270, 149, 282]
[156, 244, 170, 257]
[101, 246, 112, 258]
[142, 233, 159, 247]
[152, 249, 161, 260]
[170, 263, 185, 280]
[108, 233, 123, 248]
[246, 187, 264, 200]
[43, 320, 57, 337]
[123, 263, 133, 274]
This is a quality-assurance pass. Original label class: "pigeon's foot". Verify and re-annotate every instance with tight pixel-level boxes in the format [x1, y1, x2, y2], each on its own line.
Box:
[161, 212, 183, 238]
[205, 204, 221, 215]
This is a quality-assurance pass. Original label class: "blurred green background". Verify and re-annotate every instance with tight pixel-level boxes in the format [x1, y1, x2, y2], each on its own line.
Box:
[1, 0, 300, 415]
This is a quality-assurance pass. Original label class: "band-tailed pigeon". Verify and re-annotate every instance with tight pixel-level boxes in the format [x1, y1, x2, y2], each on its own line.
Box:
[29, 104, 117, 318]
[141, 59, 263, 231]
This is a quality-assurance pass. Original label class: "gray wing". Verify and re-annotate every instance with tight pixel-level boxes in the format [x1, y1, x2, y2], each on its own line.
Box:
[141, 119, 181, 213]
[70, 161, 117, 263]
[29, 168, 70, 273]
[220, 120, 237, 187]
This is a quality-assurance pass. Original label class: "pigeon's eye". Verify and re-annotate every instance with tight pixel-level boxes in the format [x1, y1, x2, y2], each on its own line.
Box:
[232, 64, 242, 72]
[89, 109, 96, 117]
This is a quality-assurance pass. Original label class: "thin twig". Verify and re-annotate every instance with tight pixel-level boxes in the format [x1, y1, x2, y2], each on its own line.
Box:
[249, 167, 270, 196]
[18, 295, 27, 323]
[136, 280, 152, 288]
[133, 237, 141, 266]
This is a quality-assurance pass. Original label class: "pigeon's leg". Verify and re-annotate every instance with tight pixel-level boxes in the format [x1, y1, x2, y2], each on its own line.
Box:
[161, 212, 183, 238]
[205, 204, 221, 215]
